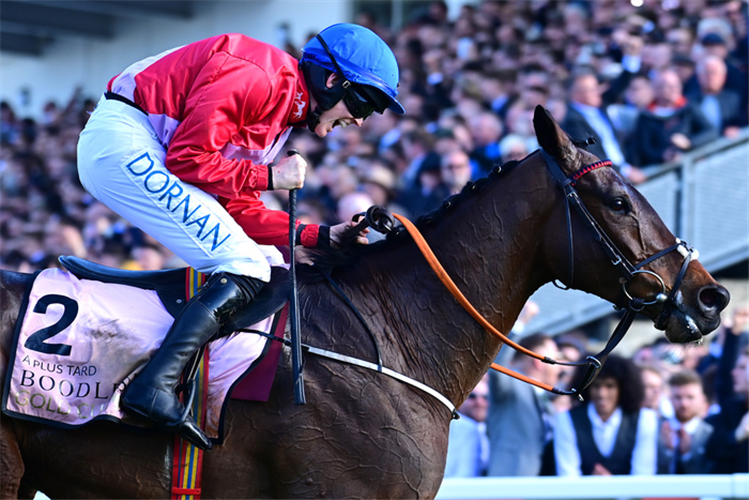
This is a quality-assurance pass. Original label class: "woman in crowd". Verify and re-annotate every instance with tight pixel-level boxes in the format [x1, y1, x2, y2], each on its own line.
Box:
[554, 355, 658, 476]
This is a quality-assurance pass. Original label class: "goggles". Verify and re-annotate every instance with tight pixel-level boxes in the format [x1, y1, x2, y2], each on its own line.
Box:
[342, 87, 377, 119]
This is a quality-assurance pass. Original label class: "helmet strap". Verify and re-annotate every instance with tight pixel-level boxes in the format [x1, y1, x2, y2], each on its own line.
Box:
[305, 105, 324, 133]
[301, 33, 362, 132]
[300, 60, 350, 132]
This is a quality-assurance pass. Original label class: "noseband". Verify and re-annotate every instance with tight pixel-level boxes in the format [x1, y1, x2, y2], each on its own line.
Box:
[541, 150, 697, 397]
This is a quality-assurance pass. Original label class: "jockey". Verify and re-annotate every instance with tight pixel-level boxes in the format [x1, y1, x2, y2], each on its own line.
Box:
[76, 23, 405, 451]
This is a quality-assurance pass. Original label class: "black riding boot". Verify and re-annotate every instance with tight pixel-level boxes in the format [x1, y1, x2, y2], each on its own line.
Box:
[121, 272, 264, 450]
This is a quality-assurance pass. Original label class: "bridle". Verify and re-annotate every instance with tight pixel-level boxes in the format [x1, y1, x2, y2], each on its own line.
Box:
[390, 150, 698, 402]
[534, 150, 697, 398]
[287, 150, 700, 416]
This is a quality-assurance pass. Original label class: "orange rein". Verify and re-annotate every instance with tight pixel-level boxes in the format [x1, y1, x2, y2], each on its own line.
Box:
[392, 213, 559, 393]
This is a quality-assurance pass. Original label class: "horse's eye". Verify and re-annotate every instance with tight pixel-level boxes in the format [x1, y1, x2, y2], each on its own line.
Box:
[609, 198, 628, 212]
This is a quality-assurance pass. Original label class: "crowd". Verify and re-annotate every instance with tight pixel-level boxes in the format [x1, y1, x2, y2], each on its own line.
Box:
[1, 0, 747, 274]
[0, 0, 747, 474]
[445, 304, 749, 477]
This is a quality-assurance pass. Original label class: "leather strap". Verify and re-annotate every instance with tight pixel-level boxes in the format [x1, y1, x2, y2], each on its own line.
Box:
[104, 91, 148, 115]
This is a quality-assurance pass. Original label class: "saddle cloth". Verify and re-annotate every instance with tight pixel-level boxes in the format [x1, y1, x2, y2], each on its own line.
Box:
[2, 268, 284, 440]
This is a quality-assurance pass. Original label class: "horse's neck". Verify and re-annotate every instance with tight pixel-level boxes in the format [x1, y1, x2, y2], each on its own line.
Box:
[353, 177, 552, 407]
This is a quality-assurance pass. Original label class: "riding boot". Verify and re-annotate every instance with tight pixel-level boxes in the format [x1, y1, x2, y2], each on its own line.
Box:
[121, 272, 264, 450]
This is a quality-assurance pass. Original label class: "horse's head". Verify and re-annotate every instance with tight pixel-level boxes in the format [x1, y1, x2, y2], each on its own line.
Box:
[532, 105, 729, 343]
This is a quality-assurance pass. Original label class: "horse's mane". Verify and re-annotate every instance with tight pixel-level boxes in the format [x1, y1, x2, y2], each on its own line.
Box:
[299, 160, 521, 277]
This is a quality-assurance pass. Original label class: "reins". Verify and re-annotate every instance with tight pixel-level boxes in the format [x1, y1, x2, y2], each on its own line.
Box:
[393, 213, 579, 396]
[392, 150, 697, 400]
[270, 148, 698, 413]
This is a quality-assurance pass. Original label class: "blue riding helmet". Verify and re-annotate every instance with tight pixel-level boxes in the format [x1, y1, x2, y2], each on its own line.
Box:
[301, 23, 405, 119]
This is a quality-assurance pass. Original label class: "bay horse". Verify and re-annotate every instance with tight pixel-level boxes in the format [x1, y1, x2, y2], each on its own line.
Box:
[1, 106, 728, 499]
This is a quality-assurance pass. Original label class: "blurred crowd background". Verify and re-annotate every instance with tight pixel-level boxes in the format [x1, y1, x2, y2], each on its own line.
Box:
[2, 0, 746, 274]
[1, 0, 747, 479]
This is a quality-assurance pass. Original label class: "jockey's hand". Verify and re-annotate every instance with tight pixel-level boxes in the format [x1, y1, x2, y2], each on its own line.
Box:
[330, 220, 369, 247]
[272, 154, 307, 190]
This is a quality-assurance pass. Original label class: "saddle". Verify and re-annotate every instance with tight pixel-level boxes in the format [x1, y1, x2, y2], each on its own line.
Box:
[58, 256, 290, 334]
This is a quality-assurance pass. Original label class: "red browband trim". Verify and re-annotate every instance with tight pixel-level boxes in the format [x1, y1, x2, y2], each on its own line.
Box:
[570, 160, 613, 185]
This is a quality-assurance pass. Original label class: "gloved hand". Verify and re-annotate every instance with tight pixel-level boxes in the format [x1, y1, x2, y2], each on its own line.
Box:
[330, 220, 369, 247]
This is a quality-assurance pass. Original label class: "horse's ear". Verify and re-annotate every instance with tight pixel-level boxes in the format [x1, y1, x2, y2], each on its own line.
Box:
[533, 105, 579, 171]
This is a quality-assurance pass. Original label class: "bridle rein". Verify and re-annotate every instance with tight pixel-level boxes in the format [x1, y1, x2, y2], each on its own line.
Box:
[262, 149, 700, 419]
[394, 150, 698, 402]
[536, 150, 698, 398]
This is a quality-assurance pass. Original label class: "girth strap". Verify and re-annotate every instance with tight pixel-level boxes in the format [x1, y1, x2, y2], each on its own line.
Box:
[247, 330, 457, 418]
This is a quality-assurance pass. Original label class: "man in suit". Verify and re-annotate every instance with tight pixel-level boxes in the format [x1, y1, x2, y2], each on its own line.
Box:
[686, 55, 747, 138]
[487, 333, 562, 476]
[657, 370, 714, 474]
[562, 69, 647, 184]
[684, 33, 748, 112]
[444, 375, 490, 477]
[705, 309, 749, 474]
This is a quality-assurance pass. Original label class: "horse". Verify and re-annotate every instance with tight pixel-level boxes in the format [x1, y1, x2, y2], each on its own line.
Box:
[0, 106, 729, 499]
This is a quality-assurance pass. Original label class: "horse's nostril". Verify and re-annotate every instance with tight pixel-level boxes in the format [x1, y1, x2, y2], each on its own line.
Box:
[698, 285, 730, 314]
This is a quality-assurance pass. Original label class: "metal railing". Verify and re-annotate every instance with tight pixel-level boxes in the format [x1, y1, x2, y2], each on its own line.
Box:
[523, 130, 749, 336]
[436, 474, 749, 499]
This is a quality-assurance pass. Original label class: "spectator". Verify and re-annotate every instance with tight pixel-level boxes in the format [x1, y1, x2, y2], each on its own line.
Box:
[686, 54, 747, 137]
[503, 101, 539, 153]
[497, 134, 529, 164]
[671, 54, 697, 87]
[657, 370, 713, 474]
[396, 159, 448, 218]
[399, 128, 438, 189]
[705, 307, 749, 402]
[640, 364, 673, 419]
[705, 308, 749, 474]
[706, 347, 749, 473]
[468, 111, 503, 176]
[555, 331, 587, 365]
[689, 32, 748, 108]
[358, 160, 397, 209]
[562, 68, 647, 183]
[665, 26, 696, 57]
[440, 149, 474, 196]
[477, 69, 517, 115]
[487, 333, 561, 476]
[554, 355, 658, 476]
[628, 68, 718, 166]
[607, 74, 654, 145]
[444, 374, 490, 477]
[130, 241, 171, 271]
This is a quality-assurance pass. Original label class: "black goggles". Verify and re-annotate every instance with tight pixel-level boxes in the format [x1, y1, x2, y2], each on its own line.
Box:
[343, 88, 377, 119]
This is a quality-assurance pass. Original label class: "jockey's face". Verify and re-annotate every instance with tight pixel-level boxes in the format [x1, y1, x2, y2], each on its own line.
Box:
[313, 73, 365, 138]
[314, 99, 364, 138]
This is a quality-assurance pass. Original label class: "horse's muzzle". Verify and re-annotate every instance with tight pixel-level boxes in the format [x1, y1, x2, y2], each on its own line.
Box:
[663, 284, 729, 343]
